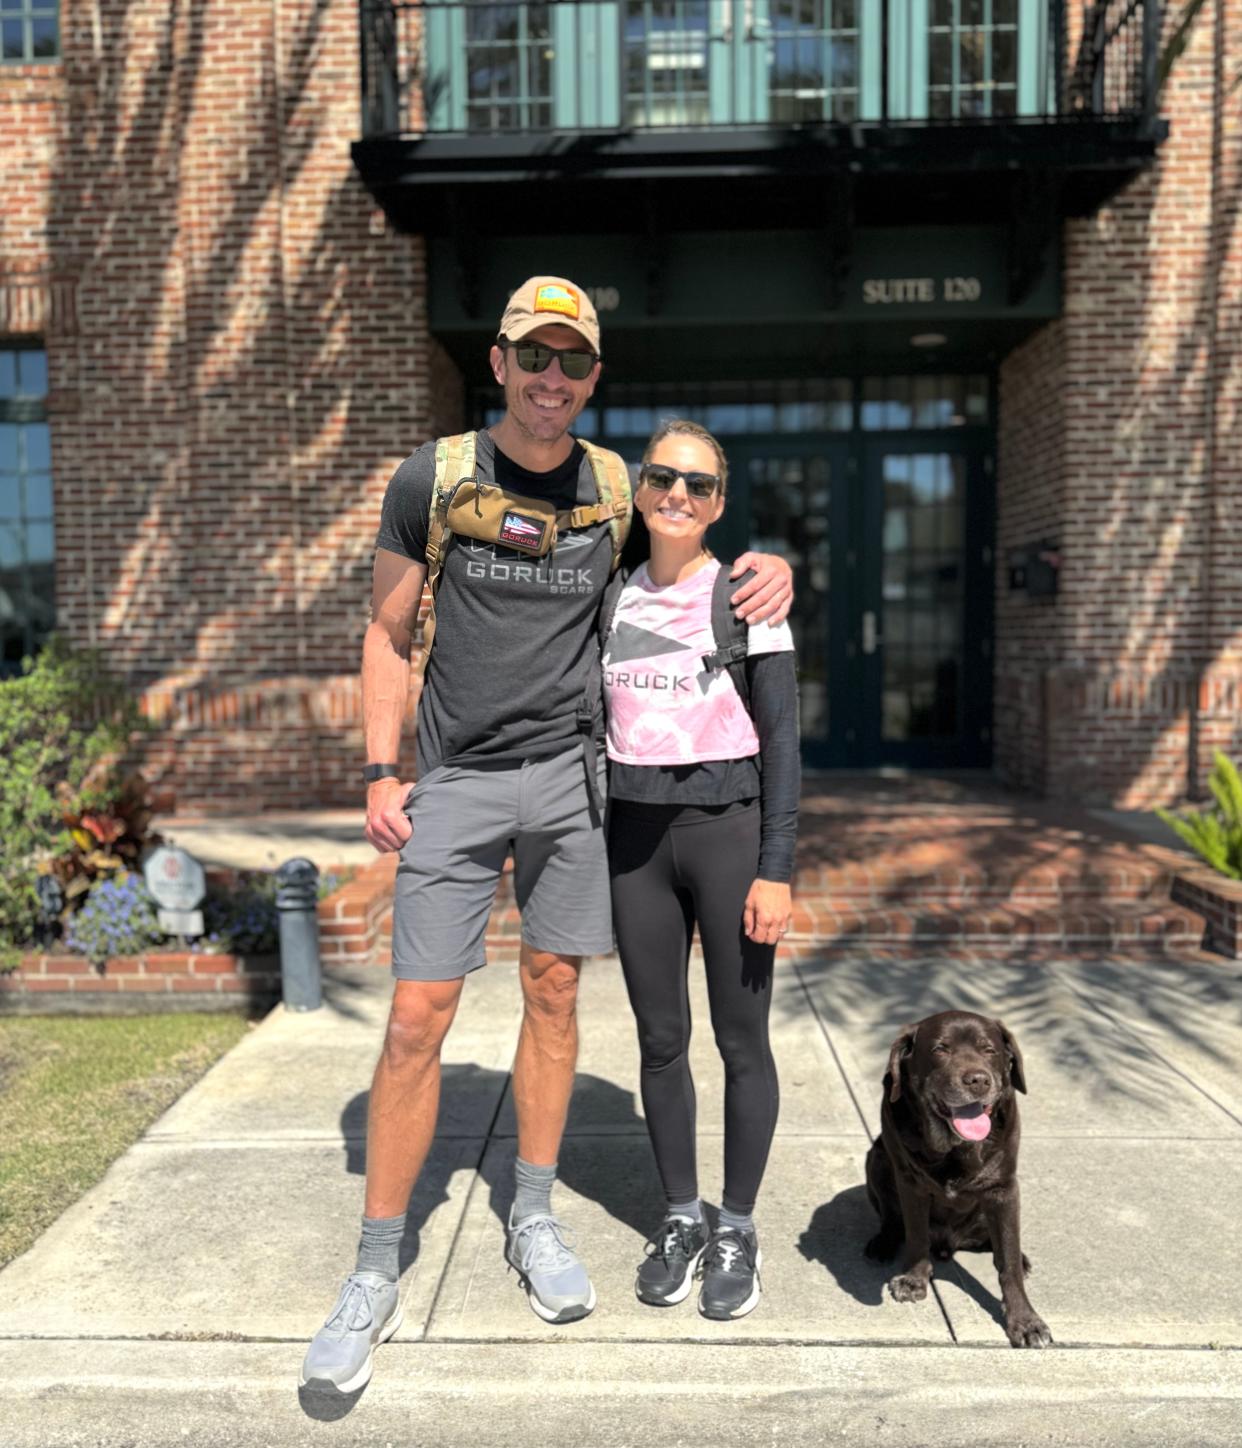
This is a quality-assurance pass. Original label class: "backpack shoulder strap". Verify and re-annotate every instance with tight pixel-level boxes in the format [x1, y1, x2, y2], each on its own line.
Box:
[702, 563, 752, 710]
[416, 431, 477, 679]
[578, 439, 632, 572]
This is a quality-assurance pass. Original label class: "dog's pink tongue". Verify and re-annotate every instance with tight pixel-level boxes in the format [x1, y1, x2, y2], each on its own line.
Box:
[952, 1111, 992, 1142]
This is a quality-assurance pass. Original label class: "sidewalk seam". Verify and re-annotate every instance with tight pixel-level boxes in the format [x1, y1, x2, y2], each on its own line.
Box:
[418, 1054, 517, 1336]
[790, 959, 872, 1138]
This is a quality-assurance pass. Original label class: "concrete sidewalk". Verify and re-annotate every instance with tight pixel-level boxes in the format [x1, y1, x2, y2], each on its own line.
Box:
[2, 949, 1241, 1445]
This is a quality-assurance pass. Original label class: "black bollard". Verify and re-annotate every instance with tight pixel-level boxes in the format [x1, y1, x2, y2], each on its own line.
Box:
[275, 857, 322, 1011]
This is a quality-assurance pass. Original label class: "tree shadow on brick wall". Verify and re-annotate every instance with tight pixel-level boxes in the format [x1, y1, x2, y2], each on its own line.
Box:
[996, 28, 1242, 806]
[49, 2, 437, 717]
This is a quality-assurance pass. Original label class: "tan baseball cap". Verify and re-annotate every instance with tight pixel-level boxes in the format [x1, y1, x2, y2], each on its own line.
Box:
[499, 276, 600, 354]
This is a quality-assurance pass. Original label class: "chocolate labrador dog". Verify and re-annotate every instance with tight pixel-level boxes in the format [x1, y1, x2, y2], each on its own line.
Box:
[863, 1009, 1052, 1348]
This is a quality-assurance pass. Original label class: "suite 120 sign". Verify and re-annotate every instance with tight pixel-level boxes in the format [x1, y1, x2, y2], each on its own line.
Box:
[862, 277, 983, 305]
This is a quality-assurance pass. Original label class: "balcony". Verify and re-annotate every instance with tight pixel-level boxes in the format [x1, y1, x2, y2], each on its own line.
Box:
[353, 1, 1167, 248]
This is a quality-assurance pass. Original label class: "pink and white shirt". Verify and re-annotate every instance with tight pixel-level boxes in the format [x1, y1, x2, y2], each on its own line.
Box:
[603, 560, 795, 767]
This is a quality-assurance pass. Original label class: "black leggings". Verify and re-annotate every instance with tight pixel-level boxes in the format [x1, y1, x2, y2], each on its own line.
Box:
[607, 800, 780, 1216]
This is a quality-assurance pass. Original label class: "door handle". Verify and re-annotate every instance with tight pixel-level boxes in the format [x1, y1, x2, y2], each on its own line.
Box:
[862, 611, 881, 655]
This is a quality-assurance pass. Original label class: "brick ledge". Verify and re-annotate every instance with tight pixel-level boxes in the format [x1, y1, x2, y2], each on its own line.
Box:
[1, 862, 396, 1012]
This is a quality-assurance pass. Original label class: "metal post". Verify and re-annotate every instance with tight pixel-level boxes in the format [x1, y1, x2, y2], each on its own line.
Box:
[1140, 0, 1162, 130]
[275, 858, 323, 1012]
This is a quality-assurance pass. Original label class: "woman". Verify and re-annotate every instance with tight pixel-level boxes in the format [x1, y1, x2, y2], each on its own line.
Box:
[603, 419, 799, 1320]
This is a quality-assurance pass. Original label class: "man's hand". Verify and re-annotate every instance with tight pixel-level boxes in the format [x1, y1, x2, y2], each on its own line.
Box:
[731, 551, 794, 625]
[366, 778, 416, 853]
[743, 878, 792, 945]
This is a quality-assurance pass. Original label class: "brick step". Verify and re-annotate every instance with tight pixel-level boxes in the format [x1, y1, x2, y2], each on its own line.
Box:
[377, 897, 1206, 956]
[784, 898, 1205, 948]
[790, 862, 1175, 903]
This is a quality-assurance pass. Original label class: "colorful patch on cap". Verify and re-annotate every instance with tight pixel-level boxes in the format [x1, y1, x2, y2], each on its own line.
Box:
[534, 284, 580, 320]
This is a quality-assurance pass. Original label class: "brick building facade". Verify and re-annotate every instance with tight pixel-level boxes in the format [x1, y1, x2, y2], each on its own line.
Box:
[1, 1, 1239, 810]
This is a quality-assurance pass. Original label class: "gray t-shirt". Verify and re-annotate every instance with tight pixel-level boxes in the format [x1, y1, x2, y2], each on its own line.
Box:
[375, 431, 615, 776]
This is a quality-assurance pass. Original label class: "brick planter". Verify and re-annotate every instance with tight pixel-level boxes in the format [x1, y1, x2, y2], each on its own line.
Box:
[1170, 867, 1242, 960]
[1, 860, 397, 1014]
[316, 854, 397, 967]
[0, 950, 281, 1015]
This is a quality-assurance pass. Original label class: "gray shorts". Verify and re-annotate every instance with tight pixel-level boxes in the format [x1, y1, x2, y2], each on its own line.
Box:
[390, 743, 613, 981]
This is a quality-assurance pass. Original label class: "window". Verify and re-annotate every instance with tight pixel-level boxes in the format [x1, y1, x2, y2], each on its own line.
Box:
[0, 348, 55, 672]
[769, 0, 864, 124]
[927, 0, 1018, 118]
[1, 0, 58, 63]
[422, 0, 1053, 130]
[860, 375, 989, 430]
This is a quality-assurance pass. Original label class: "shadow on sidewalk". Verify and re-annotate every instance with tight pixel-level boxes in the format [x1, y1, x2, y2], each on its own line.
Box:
[797, 1185, 1007, 1331]
[339, 1067, 656, 1264]
[302, 1067, 659, 1418]
[789, 953, 1242, 1114]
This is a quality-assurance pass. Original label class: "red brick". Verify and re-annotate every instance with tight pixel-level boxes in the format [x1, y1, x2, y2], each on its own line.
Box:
[187, 956, 241, 975]
[143, 955, 195, 975]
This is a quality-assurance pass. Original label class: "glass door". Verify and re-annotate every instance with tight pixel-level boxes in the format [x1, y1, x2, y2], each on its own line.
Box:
[858, 438, 992, 765]
[717, 438, 849, 766]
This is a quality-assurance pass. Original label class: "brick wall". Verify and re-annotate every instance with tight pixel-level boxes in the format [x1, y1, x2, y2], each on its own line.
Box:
[3, 4, 1239, 811]
[0, 1, 448, 810]
[997, 2, 1242, 805]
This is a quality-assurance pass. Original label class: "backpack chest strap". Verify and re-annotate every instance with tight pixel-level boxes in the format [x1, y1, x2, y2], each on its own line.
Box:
[556, 498, 630, 532]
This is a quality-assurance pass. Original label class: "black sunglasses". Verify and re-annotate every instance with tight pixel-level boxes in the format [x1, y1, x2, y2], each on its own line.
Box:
[506, 340, 598, 382]
[639, 463, 721, 499]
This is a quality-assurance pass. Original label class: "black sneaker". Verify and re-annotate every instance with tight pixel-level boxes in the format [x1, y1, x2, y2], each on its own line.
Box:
[697, 1228, 762, 1320]
[635, 1215, 708, 1306]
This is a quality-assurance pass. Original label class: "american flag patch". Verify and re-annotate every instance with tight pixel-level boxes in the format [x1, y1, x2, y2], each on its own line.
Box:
[499, 511, 547, 552]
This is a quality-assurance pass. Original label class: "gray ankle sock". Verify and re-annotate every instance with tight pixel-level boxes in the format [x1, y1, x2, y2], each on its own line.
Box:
[718, 1205, 755, 1236]
[513, 1157, 557, 1222]
[668, 1197, 704, 1223]
[355, 1214, 406, 1282]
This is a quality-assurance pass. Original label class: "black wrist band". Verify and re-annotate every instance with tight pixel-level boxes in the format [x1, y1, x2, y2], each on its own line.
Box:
[361, 763, 400, 784]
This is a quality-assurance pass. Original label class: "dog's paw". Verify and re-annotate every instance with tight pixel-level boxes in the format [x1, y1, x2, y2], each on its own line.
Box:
[1006, 1311, 1053, 1348]
[864, 1232, 900, 1262]
[887, 1272, 929, 1303]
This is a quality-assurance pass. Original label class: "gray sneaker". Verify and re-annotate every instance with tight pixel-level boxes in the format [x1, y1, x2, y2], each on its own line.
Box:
[504, 1207, 597, 1323]
[299, 1270, 403, 1394]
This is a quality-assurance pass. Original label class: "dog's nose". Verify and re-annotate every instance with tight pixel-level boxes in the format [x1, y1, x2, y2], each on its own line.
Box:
[961, 1069, 990, 1094]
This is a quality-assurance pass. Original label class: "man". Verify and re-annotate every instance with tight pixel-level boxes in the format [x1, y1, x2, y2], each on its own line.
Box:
[301, 277, 792, 1393]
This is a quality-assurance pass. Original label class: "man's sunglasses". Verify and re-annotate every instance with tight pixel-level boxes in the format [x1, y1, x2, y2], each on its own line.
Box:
[639, 464, 721, 499]
[506, 340, 599, 382]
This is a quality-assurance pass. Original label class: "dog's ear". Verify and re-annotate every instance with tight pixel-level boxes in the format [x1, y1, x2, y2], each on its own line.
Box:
[996, 1021, 1027, 1094]
[885, 1024, 919, 1103]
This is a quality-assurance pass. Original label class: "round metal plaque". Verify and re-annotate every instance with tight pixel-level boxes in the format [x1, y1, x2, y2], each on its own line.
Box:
[143, 845, 207, 912]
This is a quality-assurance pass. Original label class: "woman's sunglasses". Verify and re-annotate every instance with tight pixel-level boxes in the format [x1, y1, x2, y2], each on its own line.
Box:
[639, 464, 721, 499]
[506, 341, 598, 382]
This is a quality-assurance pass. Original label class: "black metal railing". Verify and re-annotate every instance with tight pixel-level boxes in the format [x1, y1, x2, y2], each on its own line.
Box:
[358, 0, 1161, 138]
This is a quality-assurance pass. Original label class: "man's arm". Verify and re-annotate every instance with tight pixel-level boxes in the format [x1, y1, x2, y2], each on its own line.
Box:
[729, 551, 794, 625]
[362, 546, 428, 852]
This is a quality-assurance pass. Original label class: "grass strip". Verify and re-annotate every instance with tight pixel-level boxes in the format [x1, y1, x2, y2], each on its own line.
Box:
[0, 1012, 250, 1268]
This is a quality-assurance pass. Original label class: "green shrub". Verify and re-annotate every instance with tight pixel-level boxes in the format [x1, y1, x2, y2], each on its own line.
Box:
[0, 636, 148, 957]
[1157, 752, 1242, 881]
